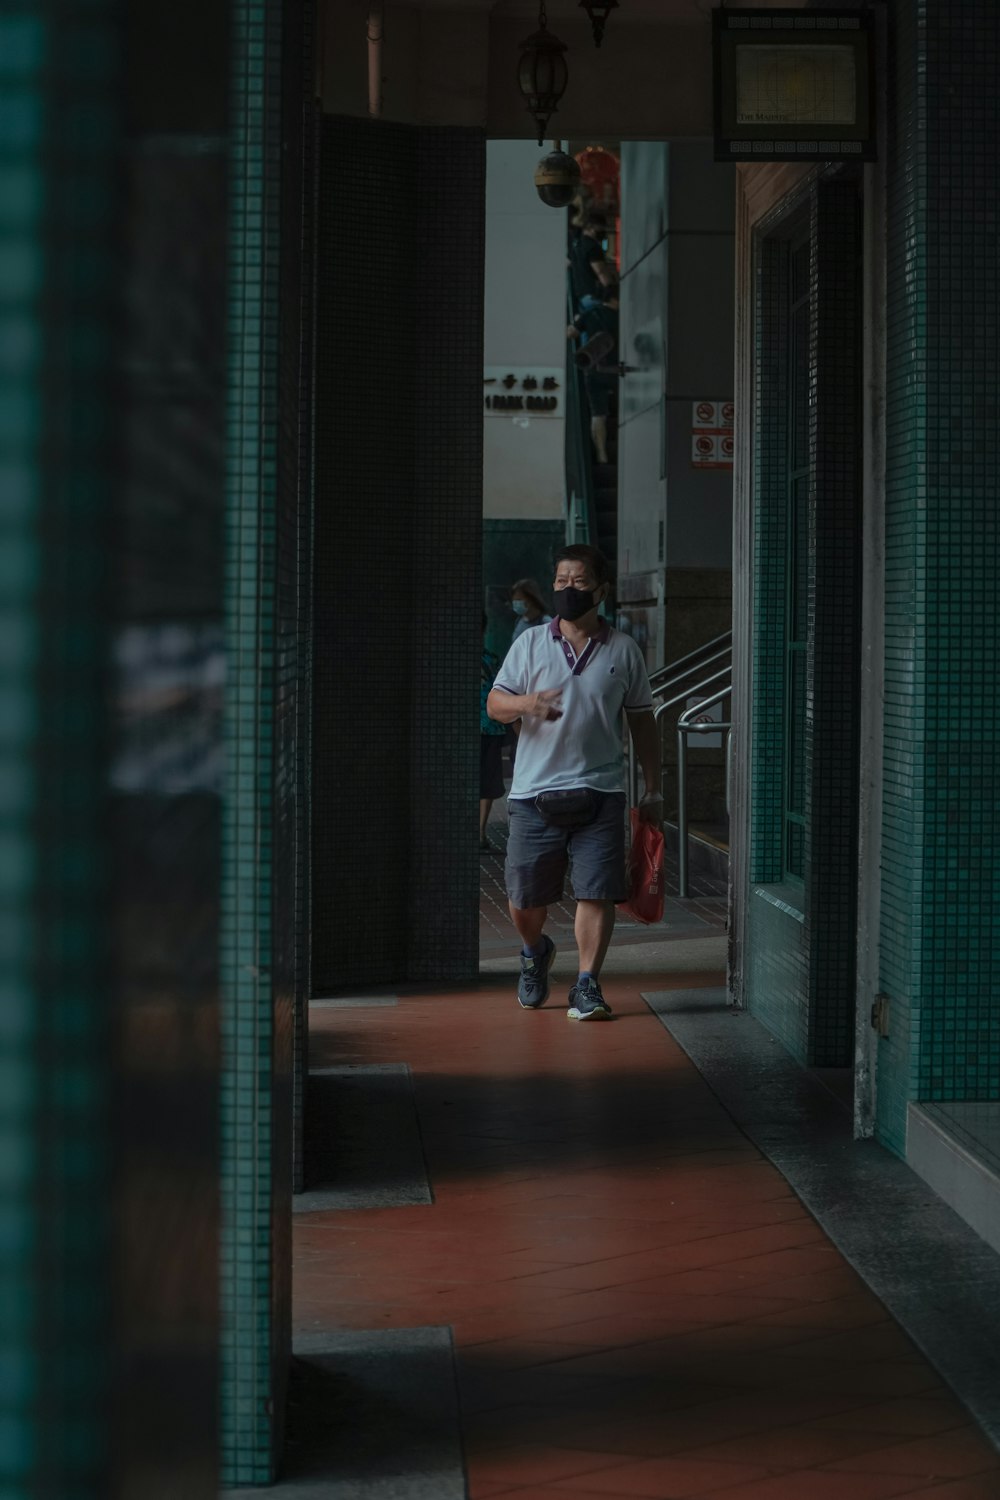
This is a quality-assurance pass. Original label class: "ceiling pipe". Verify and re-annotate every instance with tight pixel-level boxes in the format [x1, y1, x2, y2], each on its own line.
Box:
[367, 2, 383, 118]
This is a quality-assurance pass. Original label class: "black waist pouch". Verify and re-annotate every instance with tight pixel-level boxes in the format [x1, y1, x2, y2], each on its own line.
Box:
[533, 788, 600, 828]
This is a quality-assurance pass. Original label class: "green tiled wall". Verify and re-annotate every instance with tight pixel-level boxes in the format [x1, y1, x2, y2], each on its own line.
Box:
[747, 235, 810, 1059]
[879, 0, 1000, 1153]
[273, 0, 315, 1199]
[220, 0, 290, 1483]
[747, 180, 863, 1069]
[311, 119, 486, 994]
[750, 239, 790, 888]
[804, 181, 862, 1069]
[748, 896, 809, 1062]
[0, 6, 118, 1491]
[111, 0, 229, 1486]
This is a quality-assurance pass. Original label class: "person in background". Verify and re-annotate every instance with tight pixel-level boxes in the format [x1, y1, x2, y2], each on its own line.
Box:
[480, 613, 507, 852]
[487, 545, 662, 1022]
[569, 211, 615, 311]
[568, 283, 619, 466]
[511, 579, 552, 642]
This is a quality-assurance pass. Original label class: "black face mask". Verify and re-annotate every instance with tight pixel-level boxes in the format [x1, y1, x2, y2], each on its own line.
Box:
[554, 586, 599, 621]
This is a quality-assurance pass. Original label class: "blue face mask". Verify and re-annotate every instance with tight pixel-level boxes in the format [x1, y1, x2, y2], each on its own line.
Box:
[511, 599, 527, 616]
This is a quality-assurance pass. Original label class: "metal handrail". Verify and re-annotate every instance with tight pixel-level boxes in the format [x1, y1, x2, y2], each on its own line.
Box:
[653, 664, 732, 721]
[677, 680, 732, 726]
[648, 630, 732, 693]
[676, 677, 733, 898]
[626, 642, 732, 807]
[625, 635, 735, 895]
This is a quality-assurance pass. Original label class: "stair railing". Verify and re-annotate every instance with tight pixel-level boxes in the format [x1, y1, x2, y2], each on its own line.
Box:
[627, 631, 733, 899]
[627, 631, 732, 805]
[672, 682, 732, 899]
[647, 629, 732, 695]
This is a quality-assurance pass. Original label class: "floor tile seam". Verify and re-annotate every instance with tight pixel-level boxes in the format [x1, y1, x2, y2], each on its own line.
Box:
[467, 1221, 839, 1289]
[877, 1482, 1000, 1499]
[473, 1393, 889, 1443]
[294, 1267, 579, 1292]
[513, 1463, 787, 1499]
[456, 1387, 796, 1427]
[482, 1254, 839, 1302]
[615, 1433, 923, 1481]
[681, 1411, 977, 1458]
[816, 1450, 1000, 1477]
[578, 1318, 905, 1362]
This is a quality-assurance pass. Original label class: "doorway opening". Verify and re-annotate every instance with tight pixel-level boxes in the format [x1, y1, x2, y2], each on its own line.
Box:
[477, 137, 736, 981]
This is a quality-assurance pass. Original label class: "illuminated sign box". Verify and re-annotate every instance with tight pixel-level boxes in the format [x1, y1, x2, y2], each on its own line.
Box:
[713, 9, 875, 162]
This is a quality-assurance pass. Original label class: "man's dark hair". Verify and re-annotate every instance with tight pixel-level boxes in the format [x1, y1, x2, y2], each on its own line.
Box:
[554, 543, 609, 588]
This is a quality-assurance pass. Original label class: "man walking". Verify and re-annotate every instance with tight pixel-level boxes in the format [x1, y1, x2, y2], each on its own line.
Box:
[486, 545, 662, 1020]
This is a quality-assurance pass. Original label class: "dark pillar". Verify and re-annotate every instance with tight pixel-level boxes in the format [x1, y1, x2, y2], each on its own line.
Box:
[311, 118, 486, 994]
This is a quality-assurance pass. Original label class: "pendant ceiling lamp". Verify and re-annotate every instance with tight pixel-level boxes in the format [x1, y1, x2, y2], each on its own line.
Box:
[517, 1, 569, 146]
[580, 0, 619, 48]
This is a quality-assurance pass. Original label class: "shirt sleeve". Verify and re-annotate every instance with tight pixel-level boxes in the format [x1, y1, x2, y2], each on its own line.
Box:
[623, 639, 654, 711]
[493, 633, 530, 696]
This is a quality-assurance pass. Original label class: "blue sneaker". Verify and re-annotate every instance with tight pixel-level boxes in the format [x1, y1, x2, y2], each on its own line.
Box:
[517, 936, 556, 1009]
[567, 975, 613, 1022]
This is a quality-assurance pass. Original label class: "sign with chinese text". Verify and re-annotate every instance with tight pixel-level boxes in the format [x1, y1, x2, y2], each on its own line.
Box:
[484, 367, 563, 418]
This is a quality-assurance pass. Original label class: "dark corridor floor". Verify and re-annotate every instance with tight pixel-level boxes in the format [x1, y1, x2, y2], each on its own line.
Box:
[287, 982, 1000, 1498]
[276, 893, 1000, 1500]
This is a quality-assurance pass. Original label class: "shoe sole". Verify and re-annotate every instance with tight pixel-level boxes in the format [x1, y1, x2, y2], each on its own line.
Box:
[518, 940, 557, 1009]
[567, 1005, 612, 1021]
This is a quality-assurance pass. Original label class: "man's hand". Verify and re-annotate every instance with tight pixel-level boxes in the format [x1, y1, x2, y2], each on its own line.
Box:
[524, 689, 563, 721]
[637, 792, 663, 828]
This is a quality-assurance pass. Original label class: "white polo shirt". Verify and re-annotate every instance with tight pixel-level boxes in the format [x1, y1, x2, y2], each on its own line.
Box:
[494, 619, 653, 799]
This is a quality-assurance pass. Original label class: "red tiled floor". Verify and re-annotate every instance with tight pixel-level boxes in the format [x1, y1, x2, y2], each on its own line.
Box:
[889, 1480, 1000, 1500]
[294, 968, 1000, 1497]
[547, 1455, 775, 1495]
[823, 1427, 1000, 1478]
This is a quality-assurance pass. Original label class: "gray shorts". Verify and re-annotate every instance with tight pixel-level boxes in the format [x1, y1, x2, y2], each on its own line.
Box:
[505, 792, 627, 908]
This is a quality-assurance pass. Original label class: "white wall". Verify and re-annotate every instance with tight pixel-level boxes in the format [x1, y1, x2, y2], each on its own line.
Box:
[618, 140, 735, 574]
[483, 140, 566, 521]
[618, 141, 668, 579]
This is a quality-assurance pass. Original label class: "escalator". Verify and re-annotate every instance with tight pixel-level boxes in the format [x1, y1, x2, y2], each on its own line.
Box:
[564, 280, 618, 572]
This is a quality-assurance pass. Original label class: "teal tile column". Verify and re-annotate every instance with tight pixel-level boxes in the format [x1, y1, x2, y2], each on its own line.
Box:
[746, 181, 863, 1070]
[0, 3, 119, 1493]
[220, 0, 290, 1482]
[880, 0, 1000, 1151]
[749, 239, 790, 890]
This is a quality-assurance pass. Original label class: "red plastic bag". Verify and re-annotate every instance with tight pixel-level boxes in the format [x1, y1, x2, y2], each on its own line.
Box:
[617, 809, 665, 925]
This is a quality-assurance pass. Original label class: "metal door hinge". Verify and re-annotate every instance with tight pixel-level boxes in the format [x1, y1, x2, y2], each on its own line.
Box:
[871, 992, 890, 1038]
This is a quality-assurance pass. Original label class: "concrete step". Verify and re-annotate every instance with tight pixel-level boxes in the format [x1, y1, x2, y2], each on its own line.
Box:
[908, 1103, 1000, 1258]
[662, 820, 729, 894]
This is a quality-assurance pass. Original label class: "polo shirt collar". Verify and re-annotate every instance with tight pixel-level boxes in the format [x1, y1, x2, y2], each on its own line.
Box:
[550, 615, 610, 675]
[547, 616, 610, 641]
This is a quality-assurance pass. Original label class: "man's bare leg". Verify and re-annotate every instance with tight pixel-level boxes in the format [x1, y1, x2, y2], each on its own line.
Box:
[574, 898, 615, 976]
[509, 902, 547, 951]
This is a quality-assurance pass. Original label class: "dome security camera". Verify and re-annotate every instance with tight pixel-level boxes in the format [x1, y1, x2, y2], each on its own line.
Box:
[534, 147, 581, 207]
